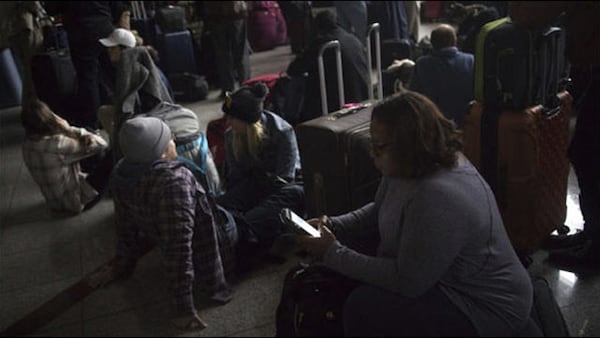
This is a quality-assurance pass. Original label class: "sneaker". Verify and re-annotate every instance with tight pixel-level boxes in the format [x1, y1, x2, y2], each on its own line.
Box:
[542, 230, 588, 251]
[548, 240, 600, 270]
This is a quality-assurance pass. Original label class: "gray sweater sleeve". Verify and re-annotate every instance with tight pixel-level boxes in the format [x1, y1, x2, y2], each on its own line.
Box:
[329, 202, 377, 238]
[324, 182, 472, 297]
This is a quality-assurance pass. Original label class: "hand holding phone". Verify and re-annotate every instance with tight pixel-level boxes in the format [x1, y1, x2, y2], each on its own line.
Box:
[280, 208, 321, 237]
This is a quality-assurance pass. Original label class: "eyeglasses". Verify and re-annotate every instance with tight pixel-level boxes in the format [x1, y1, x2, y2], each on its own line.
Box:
[369, 141, 394, 157]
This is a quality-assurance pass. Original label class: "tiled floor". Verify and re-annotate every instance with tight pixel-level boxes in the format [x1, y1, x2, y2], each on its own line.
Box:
[1, 30, 599, 337]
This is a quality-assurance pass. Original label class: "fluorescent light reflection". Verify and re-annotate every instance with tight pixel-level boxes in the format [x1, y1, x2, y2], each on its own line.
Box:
[564, 194, 584, 233]
[558, 270, 577, 289]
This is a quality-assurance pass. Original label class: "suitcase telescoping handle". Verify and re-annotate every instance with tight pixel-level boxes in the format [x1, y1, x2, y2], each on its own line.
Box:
[318, 40, 344, 116]
[366, 22, 383, 101]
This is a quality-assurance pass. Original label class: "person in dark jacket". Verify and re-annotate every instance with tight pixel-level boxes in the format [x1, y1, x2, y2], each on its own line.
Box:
[287, 10, 370, 122]
[216, 82, 305, 250]
[410, 24, 474, 129]
[45, 1, 130, 130]
[202, 1, 251, 98]
[509, 1, 600, 269]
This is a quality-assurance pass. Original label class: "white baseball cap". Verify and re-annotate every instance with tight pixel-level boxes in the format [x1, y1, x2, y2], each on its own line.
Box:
[99, 28, 136, 48]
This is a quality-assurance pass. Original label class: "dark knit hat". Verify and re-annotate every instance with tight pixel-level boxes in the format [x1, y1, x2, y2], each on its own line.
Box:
[222, 82, 269, 124]
[119, 116, 171, 164]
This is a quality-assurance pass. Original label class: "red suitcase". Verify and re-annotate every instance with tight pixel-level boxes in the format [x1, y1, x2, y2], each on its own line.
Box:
[463, 92, 573, 254]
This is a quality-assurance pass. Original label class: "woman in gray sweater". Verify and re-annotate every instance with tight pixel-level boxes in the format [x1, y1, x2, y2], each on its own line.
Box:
[297, 92, 533, 336]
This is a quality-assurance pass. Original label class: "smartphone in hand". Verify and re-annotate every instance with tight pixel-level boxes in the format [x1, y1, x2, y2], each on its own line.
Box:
[280, 208, 321, 237]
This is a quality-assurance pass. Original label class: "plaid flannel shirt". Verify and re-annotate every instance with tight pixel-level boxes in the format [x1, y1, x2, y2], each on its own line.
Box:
[111, 160, 234, 316]
[22, 127, 108, 213]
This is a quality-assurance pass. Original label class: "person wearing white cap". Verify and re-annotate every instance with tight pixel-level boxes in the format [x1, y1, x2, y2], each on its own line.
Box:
[96, 27, 173, 160]
[105, 116, 237, 331]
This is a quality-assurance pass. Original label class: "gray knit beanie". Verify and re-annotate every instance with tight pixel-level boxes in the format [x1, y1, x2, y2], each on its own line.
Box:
[119, 117, 171, 164]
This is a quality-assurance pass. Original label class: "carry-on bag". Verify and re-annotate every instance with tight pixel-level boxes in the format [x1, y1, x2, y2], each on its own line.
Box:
[156, 30, 198, 76]
[275, 263, 358, 337]
[462, 92, 572, 254]
[168, 72, 209, 102]
[31, 50, 77, 116]
[156, 5, 187, 34]
[247, 1, 288, 52]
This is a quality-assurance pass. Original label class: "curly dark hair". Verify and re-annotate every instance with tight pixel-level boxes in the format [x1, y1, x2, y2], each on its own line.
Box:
[371, 91, 463, 178]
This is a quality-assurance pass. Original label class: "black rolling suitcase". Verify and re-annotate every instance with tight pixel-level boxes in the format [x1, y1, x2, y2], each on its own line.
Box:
[296, 24, 383, 217]
[31, 50, 77, 117]
[296, 103, 378, 217]
[157, 30, 198, 76]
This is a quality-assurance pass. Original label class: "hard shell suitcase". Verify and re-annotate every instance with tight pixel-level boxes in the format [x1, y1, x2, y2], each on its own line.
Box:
[462, 92, 572, 254]
[31, 50, 77, 116]
[157, 30, 198, 76]
[296, 103, 379, 217]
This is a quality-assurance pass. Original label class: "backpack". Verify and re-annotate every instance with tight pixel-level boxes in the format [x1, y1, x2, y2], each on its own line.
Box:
[275, 264, 358, 337]
[142, 102, 222, 195]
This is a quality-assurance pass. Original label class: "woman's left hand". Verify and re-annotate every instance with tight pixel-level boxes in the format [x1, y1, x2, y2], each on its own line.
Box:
[296, 223, 336, 260]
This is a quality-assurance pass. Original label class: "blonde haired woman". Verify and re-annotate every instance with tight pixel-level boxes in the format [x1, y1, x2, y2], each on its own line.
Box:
[218, 82, 305, 253]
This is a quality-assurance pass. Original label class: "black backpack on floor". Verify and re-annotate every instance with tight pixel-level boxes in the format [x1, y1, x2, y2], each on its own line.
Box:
[275, 263, 358, 337]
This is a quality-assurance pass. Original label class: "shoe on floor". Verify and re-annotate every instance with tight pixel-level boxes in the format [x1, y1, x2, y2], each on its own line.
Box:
[548, 240, 600, 270]
[542, 230, 588, 251]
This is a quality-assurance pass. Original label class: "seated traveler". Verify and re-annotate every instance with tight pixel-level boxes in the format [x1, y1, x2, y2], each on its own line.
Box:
[111, 116, 237, 330]
[21, 99, 109, 214]
[410, 24, 474, 129]
[217, 82, 305, 251]
[297, 91, 534, 336]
